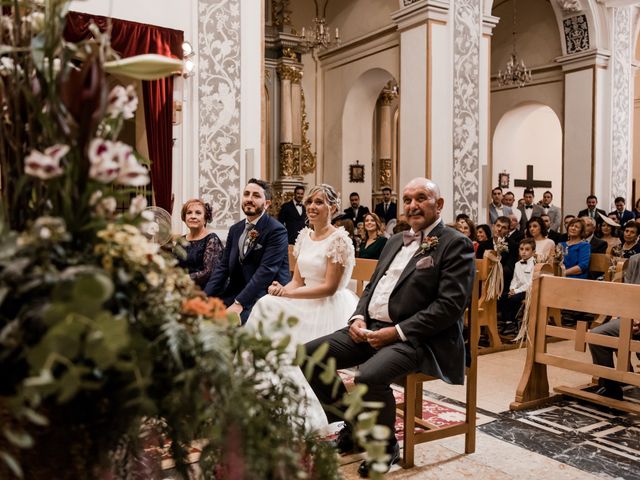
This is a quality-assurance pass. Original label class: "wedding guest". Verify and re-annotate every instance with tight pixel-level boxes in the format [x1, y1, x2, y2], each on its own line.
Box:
[278, 185, 307, 245]
[558, 214, 576, 243]
[580, 216, 608, 254]
[560, 218, 591, 279]
[488, 187, 512, 225]
[525, 216, 555, 261]
[333, 215, 357, 252]
[373, 186, 397, 224]
[621, 220, 640, 258]
[540, 191, 561, 231]
[204, 179, 290, 324]
[518, 189, 544, 232]
[540, 214, 561, 244]
[178, 199, 223, 288]
[498, 238, 535, 336]
[343, 192, 369, 226]
[456, 217, 478, 252]
[608, 196, 635, 227]
[633, 198, 640, 219]
[476, 224, 492, 243]
[578, 195, 606, 225]
[598, 217, 621, 254]
[359, 213, 388, 260]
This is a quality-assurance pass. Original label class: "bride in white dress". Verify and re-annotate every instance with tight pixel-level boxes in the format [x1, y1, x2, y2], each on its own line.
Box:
[248, 184, 358, 431]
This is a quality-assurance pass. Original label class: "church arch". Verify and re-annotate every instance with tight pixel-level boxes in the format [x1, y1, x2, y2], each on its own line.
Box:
[493, 102, 563, 207]
[340, 67, 396, 210]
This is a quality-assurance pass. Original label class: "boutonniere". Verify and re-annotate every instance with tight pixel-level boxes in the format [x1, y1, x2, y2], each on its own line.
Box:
[415, 236, 438, 257]
[248, 229, 259, 241]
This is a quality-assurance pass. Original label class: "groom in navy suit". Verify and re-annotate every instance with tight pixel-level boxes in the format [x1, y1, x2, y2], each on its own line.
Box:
[305, 177, 475, 477]
[204, 178, 290, 324]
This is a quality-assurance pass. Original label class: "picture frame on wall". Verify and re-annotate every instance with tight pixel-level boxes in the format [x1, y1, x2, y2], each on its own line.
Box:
[349, 162, 365, 183]
[498, 172, 509, 189]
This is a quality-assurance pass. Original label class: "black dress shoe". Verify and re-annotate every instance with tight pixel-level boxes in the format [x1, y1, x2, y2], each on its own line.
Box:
[357, 441, 400, 478]
[595, 385, 623, 401]
[330, 425, 363, 455]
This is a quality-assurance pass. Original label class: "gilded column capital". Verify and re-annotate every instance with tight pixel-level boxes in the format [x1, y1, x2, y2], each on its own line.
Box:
[279, 142, 296, 177]
[381, 90, 397, 106]
[276, 64, 300, 81]
[272, 0, 292, 28]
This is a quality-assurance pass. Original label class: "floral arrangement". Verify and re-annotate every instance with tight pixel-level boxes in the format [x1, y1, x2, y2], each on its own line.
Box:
[482, 237, 508, 302]
[0, 2, 390, 479]
[415, 235, 438, 257]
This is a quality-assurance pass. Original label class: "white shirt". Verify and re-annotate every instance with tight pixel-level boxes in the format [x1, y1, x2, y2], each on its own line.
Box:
[511, 207, 522, 223]
[295, 202, 303, 216]
[523, 204, 534, 220]
[510, 257, 535, 294]
[492, 203, 504, 217]
[350, 217, 443, 342]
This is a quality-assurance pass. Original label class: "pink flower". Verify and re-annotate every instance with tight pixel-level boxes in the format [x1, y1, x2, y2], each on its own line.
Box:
[88, 138, 120, 183]
[115, 145, 149, 187]
[24, 144, 68, 180]
[106, 84, 138, 120]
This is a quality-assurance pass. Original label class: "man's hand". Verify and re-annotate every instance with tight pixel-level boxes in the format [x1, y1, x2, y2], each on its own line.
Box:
[366, 326, 399, 349]
[226, 303, 243, 316]
[348, 319, 369, 343]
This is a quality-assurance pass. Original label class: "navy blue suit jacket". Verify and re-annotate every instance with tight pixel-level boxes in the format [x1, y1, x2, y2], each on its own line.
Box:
[204, 213, 290, 324]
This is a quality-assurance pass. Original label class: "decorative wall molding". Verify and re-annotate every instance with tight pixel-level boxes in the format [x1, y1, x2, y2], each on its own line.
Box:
[198, 0, 241, 228]
[556, 0, 582, 13]
[563, 14, 590, 54]
[610, 7, 632, 202]
[452, 0, 480, 218]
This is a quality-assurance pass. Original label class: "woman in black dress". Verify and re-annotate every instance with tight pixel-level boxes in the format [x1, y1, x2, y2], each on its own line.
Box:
[178, 199, 223, 287]
[358, 212, 387, 259]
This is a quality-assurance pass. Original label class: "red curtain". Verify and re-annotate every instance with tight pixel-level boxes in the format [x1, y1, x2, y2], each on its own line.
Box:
[64, 12, 183, 213]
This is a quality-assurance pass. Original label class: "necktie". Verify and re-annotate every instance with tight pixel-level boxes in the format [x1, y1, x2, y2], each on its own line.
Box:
[238, 222, 255, 259]
[384, 203, 388, 214]
[402, 230, 423, 247]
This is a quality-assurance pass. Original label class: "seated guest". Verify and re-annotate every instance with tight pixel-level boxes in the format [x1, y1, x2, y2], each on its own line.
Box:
[560, 218, 591, 279]
[621, 220, 640, 258]
[359, 212, 387, 259]
[598, 216, 621, 254]
[558, 214, 576, 243]
[333, 215, 357, 252]
[204, 179, 290, 324]
[525, 216, 555, 261]
[498, 238, 535, 336]
[581, 216, 607, 254]
[578, 194, 606, 225]
[608, 196, 635, 227]
[540, 214, 561, 244]
[343, 191, 369, 226]
[178, 199, 223, 288]
[476, 224, 491, 243]
[304, 177, 475, 476]
[456, 216, 478, 252]
[588, 254, 640, 399]
[476, 216, 519, 291]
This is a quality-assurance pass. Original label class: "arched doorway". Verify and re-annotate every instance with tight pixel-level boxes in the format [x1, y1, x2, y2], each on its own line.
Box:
[493, 103, 563, 207]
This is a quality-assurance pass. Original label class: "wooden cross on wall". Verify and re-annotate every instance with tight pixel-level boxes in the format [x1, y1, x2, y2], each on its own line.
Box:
[514, 165, 552, 189]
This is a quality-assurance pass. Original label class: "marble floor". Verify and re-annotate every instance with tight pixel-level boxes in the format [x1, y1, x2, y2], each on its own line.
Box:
[339, 340, 639, 479]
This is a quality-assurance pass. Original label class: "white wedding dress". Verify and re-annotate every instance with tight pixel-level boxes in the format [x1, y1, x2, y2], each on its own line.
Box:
[248, 226, 358, 431]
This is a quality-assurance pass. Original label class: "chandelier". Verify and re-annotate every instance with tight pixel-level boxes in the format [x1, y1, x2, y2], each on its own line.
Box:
[298, 0, 340, 52]
[497, 0, 532, 87]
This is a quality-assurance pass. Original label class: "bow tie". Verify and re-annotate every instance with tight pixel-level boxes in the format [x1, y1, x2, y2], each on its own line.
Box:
[542, 204, 549, 208]
[296, 203, 303, 207]
[520, 260, 528, 264]
[525, 205, 533, 209]
[403, 230, 423, 247]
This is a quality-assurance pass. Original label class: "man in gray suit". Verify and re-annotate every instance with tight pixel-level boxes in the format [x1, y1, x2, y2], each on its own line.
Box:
[518, 188, 545, 232]
[489, 186, 512, 225]
[541, 191, 561, 232]
[305, 177, 475, 477]
[589, 254, 640, 400]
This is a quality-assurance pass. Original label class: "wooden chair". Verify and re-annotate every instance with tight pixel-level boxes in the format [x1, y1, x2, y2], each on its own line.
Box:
[351, 258, 377, 296]
[396, 269, 480, 468]
[511, 274, 640, 414]
[588, 253, 611, 281]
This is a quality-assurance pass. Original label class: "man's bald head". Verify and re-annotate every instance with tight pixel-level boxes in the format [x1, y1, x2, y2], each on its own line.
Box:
[402, 177, 444, 232]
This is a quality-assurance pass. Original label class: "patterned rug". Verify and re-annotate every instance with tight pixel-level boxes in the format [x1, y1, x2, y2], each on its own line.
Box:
[479, 389, 640, 480]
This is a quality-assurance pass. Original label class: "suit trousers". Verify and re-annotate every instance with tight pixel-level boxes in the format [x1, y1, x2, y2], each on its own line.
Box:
[588, 318, 640, 389]
[304, 325, 419, 436]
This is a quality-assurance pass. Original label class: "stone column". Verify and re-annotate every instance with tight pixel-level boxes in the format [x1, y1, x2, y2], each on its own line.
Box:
[277, 64, 296, 178]
[377, 88, 396, 192]
[291, 68, 303, 176]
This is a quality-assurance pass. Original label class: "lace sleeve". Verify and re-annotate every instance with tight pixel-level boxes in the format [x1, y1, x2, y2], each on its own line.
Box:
[326, 227, 355, 267]
[190, 233, 223, 286]
[293, 227, 310, 258]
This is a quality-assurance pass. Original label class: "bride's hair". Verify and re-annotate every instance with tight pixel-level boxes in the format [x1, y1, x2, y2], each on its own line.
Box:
[306, 184, 341, 212]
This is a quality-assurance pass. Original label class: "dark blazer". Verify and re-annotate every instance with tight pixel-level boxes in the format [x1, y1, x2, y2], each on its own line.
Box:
[374, 201, 397, 224]
[476, 231, 521, 289]
[589, 236, 608, 254]
[343, 205, 370, 226]
[204, 214, 290, 324]
[354, 222, 475, 384]
[358, 236, 387, 259]
[518, 204, 545, 232]
[547, 229, 562, 244]
[609, 209, 635, 227]
[278, 200, 307, 244]
[578, 208, 606, 224]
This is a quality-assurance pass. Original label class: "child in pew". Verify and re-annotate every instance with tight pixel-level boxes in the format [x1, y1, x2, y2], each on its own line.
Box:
[498, 238, 536, 336]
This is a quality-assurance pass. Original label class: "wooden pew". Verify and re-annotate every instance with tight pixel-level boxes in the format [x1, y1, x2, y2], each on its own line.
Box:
[351, 258, 377, 296]
[588, 253, 611, 281]
[475, 255, 502, 352]
[510, 274, 640, 414]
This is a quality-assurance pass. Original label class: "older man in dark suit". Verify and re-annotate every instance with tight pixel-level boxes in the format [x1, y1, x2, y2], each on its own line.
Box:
[305, 177, 475, 477]
[204, 179, 290, 324]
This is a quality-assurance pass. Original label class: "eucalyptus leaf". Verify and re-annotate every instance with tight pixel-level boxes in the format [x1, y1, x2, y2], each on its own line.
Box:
[310, 341, 329, 364]
[20, 407, 49, 427]
[319, 356, 336, 385]
[2, 427, 34, 449]
[57, 368, 81, 403]
[0, 451, 23, 478]
[293, 344, 306, 366]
